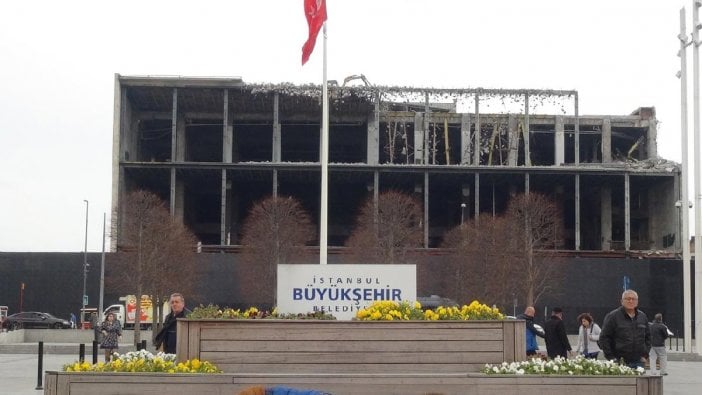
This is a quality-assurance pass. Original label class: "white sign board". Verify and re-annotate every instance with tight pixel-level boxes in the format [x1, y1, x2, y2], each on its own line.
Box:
[277, 264, 417, 320]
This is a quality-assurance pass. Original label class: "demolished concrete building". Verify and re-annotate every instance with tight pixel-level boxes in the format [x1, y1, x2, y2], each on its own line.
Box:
[111, 75, 681, 256]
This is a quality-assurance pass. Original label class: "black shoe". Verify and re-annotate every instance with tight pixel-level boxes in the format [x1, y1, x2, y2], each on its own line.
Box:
[662, 373, 668, 376]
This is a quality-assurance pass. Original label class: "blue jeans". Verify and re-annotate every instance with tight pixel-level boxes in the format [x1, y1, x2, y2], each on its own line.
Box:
[583, 351, 599, 359]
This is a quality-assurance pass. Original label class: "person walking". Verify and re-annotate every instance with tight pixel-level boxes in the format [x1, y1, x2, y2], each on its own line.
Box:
[599, 289, 651, 369]
[517, 306, 545, 357]
[574, 313, 601, 359]
[544, 307, 571, 359]
[155, 293, 191, 354]
[649, 313, 669, 375]
[99, 312, 122, 362]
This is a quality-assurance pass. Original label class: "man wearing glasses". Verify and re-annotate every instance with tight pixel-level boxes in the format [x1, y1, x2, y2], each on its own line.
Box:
[599, 290, 651, 369]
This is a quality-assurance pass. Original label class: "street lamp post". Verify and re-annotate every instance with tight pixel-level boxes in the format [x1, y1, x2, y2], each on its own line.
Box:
[460, 203, 466, 225]
[82, 200, 89, 326]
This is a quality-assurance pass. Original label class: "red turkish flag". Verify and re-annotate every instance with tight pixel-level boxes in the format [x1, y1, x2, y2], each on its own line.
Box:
[301, 0, 327, 65]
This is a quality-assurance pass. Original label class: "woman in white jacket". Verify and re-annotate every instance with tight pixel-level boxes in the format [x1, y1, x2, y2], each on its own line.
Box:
[575, 313, 601, 359]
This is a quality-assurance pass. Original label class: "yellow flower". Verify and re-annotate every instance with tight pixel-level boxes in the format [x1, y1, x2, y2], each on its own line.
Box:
[191, 359, 201, 370]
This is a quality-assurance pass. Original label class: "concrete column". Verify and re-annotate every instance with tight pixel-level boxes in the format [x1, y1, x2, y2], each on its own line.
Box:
[414, 112, 424, 164]
[524, 93, 531, 166]
[367, 95, 379, 165]
[169, 88, 179, 218]
[555, 115, 565, 166]
[525, 173, 530, 194]
[222, 90, 233, 163]
[575, 93, 580, 165]
[602, 117, 612, 163]
[625, 174, 631, 251]
[111, 75, 123, 251]
[601, 186, 612, 250]
[220, 169, 227, 245]
[647, 119, 658, 159]
[272, 93, 281, 162]
[170, 169, 176, 217]
[474, 93, 481, 166]
[170, 88, 177, 161]
[474, 173, 480, 224]
[424, 94, 430, 164]
[575, 174, 581, 250]
[172, 180, 184, 223]
[175, 114, 186, 162]
[273, 169, 279, 199]
[424, 172, 429, 248]
[508, 114, 519, 166]
[461, 114, 471, 165]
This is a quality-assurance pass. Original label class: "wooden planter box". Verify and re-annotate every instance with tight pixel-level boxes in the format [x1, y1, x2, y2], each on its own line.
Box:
[176, 319, 526, 373]
[44, 371, 662, 395]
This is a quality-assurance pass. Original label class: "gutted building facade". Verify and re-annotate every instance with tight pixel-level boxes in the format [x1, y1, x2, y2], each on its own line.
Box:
[111, 75, 681, 255]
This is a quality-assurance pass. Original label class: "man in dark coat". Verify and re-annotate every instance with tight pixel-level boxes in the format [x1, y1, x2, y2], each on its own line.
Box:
[154, 293, 191, 354]
[517, 306, 545, 357]
[599, 289, 651, 369]
[544, 307, 571, 359]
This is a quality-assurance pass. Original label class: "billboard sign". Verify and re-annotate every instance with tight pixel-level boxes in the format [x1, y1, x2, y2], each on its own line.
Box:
[277, 264, 416, 320]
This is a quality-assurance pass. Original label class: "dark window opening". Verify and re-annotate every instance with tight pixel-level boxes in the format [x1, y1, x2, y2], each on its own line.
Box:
[281, 124, 319, 162]
[138, 119, 172, 162]
[185, 120, 223, 162]
[329, 123, 367, 163]
[235, 123, 273, 162]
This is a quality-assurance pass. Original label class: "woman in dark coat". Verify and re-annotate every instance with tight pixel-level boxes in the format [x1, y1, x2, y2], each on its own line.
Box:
[99, 312, 122, 361]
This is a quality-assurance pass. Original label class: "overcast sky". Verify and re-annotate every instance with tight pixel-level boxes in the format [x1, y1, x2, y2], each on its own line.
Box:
[0, 0, 695, 252]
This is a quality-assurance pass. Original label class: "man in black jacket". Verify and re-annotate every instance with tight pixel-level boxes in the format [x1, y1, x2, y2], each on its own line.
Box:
[544, 307, 571, 359]
[518, 306, 545, 357]
[599, 289, 651, 369]
[154, 293, 191, 354]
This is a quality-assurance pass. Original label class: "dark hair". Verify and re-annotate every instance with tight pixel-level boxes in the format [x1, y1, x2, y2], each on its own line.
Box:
[552, 307, 563, 314]
[577, 313, 593, 324]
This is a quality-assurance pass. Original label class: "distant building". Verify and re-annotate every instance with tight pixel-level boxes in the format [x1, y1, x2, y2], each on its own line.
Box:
[111, 75, 680, 256]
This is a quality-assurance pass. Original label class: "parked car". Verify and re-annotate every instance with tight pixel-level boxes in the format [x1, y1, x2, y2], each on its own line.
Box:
[416, 295, 459, 309]
[1, 312, 72, 330]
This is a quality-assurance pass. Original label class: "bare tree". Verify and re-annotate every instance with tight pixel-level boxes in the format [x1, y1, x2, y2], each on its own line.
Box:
[109, 190, 199, 345]
[240, 195, 316, 307]
[441, 216, 517, 306]
[441, 192, 564, 309]
[504, 192, 565, 306]
[345, 190, 423, 264]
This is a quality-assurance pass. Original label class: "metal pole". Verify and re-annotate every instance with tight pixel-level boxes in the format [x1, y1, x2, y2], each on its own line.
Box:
[35, 341, 43, 390]
[461, 203, 466, 225]
[692, 0, 702, 355]
[680, 6, 693, 353]
[319, 22, 328, 265]
[99, 212, 106, 322]
[92, 341, 98, 364]
[82, 200, 89, 323]
[79, 343, 85, 362]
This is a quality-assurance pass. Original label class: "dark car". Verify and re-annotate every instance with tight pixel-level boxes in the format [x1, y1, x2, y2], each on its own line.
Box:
[416, 295, 459, 309]
[1, 311, 72, 330]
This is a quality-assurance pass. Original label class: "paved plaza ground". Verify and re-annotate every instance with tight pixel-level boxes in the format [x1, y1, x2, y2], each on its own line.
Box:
[1, 351, 700, 395]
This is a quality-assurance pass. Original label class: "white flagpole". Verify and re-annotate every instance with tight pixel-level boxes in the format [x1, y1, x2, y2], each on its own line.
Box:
[680, 6, 692, 353]
[320, 21, 329, 265]
[692, 0, 702, 355]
